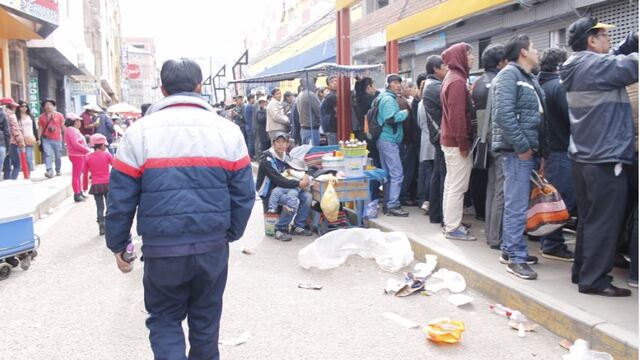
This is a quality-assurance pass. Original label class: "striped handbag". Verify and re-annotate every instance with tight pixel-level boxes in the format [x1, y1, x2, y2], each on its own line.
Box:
[525, 170, 570, 236]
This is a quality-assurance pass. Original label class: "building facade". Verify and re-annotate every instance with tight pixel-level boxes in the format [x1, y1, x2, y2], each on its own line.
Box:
[121, 37, 160, 108]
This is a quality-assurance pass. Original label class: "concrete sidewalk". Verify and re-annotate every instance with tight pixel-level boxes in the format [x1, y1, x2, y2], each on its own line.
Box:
[368, 206, 638, 360]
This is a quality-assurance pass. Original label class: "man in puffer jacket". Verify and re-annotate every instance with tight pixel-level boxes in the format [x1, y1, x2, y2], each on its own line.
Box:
[560, 17, 638, 297]
[106, 58, 255, 358]
[491, 34, 548, 280]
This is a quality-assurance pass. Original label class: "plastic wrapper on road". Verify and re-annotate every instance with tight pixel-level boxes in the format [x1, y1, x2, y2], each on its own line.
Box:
[298, 228, 414, 272]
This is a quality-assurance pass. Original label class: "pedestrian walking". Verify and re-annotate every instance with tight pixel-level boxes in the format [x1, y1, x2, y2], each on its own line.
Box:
[560, 17, 638, 296]
[94, 107, 114, 153]
[16, 101, 38, 172]
[106, 58, 255, 359]
[85, 133, 113, 235]
[64, 113, 90, 202]
[266, 88, 291, 140]
[38, 99, 65, 178]
[3, 98, 25, 180]
[440, 43, 477, 241]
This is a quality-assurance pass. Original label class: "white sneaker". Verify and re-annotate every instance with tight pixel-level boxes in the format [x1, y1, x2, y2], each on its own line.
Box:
[421, 201, 430, 213]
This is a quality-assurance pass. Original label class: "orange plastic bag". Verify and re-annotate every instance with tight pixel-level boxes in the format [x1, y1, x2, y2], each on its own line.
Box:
[424, 318, 465, 344]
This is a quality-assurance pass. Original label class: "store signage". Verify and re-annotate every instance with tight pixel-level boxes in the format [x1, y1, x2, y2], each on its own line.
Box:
[28, 76, 40, 119]
[70, 81, 99, 96]
[124, 64, 141, 80]
[414, 32, 446, 54]
[0, 0, 59, 25]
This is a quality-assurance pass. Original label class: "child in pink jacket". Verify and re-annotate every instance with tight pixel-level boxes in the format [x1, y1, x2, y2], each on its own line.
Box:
[64, 113, 90, 202]
[85, 133, 114, 235]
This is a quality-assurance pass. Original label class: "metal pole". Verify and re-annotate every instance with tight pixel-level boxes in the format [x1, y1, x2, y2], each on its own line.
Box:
[306, 71, 314, 145]
[336, 6, 352, 141]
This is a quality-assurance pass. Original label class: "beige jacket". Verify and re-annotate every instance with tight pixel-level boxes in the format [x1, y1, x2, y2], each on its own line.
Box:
[266, 99, 290, 132]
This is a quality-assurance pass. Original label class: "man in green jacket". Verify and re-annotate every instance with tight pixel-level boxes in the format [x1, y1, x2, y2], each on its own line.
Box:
[376, 74, 409, 217]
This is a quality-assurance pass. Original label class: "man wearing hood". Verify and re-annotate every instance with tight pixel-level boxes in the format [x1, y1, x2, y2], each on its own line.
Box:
[297, 77, 321, 145]
[106, 58, 255, 358]
[559, 17, 638, 297]
[440, 42, 477, 241]
[492, 35, 548, 280]
[256, 131, 312, 241]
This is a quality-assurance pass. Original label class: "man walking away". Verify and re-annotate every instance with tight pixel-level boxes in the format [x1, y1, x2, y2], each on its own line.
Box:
[423, 55, 448, 225]
[440, 43, 476, 241]
[492, 35, 548, 280]
[321, 76, 338, 145]
[106, 58, 255, 358]
[537, 47, 575, 262]
[560, 17, 638, 296]
[376, 74, 409, 217]
[38, 99, 65, 178]
[266, 88, 291, 140]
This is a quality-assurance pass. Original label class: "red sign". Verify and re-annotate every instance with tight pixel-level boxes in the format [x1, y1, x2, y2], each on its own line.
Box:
[124, 64, 142, 80]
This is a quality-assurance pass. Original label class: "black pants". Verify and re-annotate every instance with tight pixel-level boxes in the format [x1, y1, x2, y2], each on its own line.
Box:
[429, 145, 446, 224]
[94, 193, 108, 222]
[144, 246, 229, 360]
[470, 168, 488, 219]
[572, 162, 627, 292]
[400, 143, 419, 203]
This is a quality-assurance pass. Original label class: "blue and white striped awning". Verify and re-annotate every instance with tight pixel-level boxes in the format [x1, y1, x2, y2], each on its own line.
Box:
[229, 63, 383, 85]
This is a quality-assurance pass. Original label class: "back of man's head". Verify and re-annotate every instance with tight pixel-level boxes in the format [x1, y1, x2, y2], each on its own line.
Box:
[539, 48, 568, 72]
[160, 58, 203, 95]
[481, 44, 506, 70]
[504, 34, 531, 62]
[425, 55, 444, 75]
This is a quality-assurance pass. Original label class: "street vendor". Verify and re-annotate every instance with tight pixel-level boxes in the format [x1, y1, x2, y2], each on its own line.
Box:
[256, 131, 313, 241]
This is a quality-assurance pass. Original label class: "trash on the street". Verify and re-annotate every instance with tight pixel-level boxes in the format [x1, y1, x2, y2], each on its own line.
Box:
[448, 294, 474, 306]
[365, 199, 379, 219]
[384, 278, 405, 294]
[518, 323, 526, 338]
[219, 331, 250, 346]
[320, 178, 340, 222]
[298, 228, 414, 272]
[381, 312, 420, 329]
[242, 248, 255, 255]
[394, 272, 426, 297]
[298, 283, 323, 290]
[489, 303, 538, 332]
[424, 318, 465, 344]
[559, 339, 573, 350]
[562, 339, 613, 360]
[423, 269, 466, 293]
[509, 319, 538, 332]
[413, 254, 438, 278]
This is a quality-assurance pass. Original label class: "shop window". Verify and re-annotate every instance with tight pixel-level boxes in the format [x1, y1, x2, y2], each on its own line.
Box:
[9, 49, 24, 99]
[365, 0, 390, 14]
[549, 29, 566, 48]
[478, 37, 492, 69]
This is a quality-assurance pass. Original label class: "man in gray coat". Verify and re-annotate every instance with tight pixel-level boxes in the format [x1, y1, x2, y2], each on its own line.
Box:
[296, 78, 321, 145]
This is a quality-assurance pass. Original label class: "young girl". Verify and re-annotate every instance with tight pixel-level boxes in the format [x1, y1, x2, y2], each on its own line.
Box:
[64, 113, 90, 201]
[85, 133, 113, 235]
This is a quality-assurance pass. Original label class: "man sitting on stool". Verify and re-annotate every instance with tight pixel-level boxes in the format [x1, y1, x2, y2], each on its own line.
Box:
[256, 131, 313, 241]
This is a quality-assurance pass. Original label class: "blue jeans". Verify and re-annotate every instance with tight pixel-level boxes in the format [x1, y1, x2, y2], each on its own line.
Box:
[377, 139, 403, 208]
[300, 128, 320, 146]
[271, 187, 312, 231]
[8, 144, 21, 180]
[417, 160, 434, 204]
[540, 151, 575, 252]
[42, 138, 62, 173]
[325, 132, 338, 146]
[501, 153, 536, 264]
[25, 146, 34, 171]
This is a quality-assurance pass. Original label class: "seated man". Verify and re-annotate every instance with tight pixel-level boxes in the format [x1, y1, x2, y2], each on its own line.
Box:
[256, 131, 313, 241]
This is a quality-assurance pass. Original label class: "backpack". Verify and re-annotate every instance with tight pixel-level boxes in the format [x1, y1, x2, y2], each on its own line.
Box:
[364, 97, 383, 141]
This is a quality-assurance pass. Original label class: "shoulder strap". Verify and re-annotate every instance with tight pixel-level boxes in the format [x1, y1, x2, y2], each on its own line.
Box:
[480, 82, 493, 142]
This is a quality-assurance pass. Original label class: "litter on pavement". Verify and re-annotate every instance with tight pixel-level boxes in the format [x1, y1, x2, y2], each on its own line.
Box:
[424, 318, 465, 344]
[381, 312, 420, 329]
[423, 269, 466, 294]
[298, 228, 414, 272]
[219, 331, 250, 346]
[241, 248, 255, 255]
[413, 255, 438, 278]
[562, 339, 613, 360]
[447, 294, 474, 306]
[298, 283, 323, 290]
[489, 303, 538, 334]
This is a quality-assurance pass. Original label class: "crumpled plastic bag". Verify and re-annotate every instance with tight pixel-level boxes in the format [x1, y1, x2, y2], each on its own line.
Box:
[298, 228, 414, 272]
[365, 199, 379, 219]
[320, 180, 340, 222]
[424, 318, 465, 344]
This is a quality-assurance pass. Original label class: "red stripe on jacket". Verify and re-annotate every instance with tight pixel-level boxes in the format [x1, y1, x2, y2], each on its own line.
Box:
[113, 158, 142, 178]
[142, 156, 251, 172]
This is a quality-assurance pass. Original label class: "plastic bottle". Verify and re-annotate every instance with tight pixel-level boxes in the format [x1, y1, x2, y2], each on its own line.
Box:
[488, 303, 526, 322]
[121, 242, 137, 263]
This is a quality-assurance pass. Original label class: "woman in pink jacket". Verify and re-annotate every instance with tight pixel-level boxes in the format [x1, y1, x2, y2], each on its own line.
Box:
[64, 113, 90, 202]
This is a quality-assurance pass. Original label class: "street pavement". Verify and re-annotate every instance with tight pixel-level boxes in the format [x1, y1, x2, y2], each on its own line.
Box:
[0, 195, 568, 360]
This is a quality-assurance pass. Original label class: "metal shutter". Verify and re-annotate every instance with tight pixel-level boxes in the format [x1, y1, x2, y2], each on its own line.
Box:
[588, 0, 639, 45]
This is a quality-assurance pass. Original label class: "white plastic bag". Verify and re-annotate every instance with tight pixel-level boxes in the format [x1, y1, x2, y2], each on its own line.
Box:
[298, 228, 414, 272]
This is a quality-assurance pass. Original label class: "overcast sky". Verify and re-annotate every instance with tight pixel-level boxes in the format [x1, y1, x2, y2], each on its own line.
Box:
[120, 0, 270, 75]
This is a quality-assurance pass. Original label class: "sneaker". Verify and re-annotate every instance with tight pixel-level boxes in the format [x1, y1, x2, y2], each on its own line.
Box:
[73, 194, 86, 202]
[506, 262, 538, 280]
[56, 171, 62, 176]
[628, 279, 638, 288]
[274, 230, 292, 242]
[421, 201, 430, 214]
[291, 226, 313, 236]
[45, 170, 54, 178]
[387, 206, 409, 217]
[444, 226, 476, 241]
[542, 248, 574, 262]
[500, 252, 538, 265]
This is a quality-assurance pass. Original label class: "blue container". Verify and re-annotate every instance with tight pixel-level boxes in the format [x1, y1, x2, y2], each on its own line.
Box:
[0, 216, 35, 259]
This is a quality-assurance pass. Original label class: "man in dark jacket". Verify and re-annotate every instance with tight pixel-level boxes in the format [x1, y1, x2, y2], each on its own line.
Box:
[256, 96, 271, 152]
[492, 34, 546, 280]
[95, 108, 114, 153]
[537, 47, 575, 262]
[440, 43, 477, 241]
[399, 79, 420, 206]
[0, 107, 9, 179]
[472, 44, 507, 250]
[256, 131, 312, 241]
[560, 17, 638, 297]
[297, 78, 321, 145]
[244, 94, 256, 157]
[106, 58, 255, 358]
[321, 76, 338, 145]
[423, 55, 448, 225]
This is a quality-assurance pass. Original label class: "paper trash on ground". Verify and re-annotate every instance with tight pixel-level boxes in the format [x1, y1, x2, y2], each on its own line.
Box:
[414, 255, 438, 278]
[298, 228, 414, 272]
[384, 279, 405, 294]
[448, 294, 474, 306]
[381, 312, 420, 329]
[219, 331, 250, 346]
[424, 269, 467, 293]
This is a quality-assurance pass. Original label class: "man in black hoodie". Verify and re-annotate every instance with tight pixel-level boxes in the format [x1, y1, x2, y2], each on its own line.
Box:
[538, 48, 575, 262]
[0, 107, 9, 179]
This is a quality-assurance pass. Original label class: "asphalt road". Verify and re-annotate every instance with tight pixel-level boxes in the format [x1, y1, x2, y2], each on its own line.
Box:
[0, 196, 567, 359]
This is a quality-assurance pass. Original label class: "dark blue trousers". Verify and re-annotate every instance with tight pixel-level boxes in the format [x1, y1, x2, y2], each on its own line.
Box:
[143, 245, 229, 360]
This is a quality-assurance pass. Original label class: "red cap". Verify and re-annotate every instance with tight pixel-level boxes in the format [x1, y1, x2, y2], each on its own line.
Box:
[0, 98, 18, 107]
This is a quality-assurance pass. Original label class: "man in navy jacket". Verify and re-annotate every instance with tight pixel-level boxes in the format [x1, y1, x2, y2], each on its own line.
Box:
[106, 58, 255, 359]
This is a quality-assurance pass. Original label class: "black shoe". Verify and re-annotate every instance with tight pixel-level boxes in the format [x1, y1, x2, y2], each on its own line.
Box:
[291, 226, 313, 236]
[614, 253, 630, 269]
[542, 248, 574, 262]
[5, 257, 19, 267]
[45, 170, 54, 178]
[580, 285, 631, 297]
[98, 221, 105, 236]
[387, 206, 409, 217]
[500, 252, 538, 265]
[274, 230, 292, 242]
[56, 171, 62, 176]
[489, 244, 501, 250]
[400, 199, 418, 207]
[506, 262, 538, 280]
[74, 194, 86, 202]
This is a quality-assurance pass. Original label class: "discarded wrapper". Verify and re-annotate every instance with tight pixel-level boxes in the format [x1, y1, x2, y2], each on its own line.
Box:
[382, 312, 420, 329]
[394, 272, 425, 297]
[219, 331, 250, 346]
[242, 248, 255, 255]
[509, 319, 538, 332]
[447, 294, 474, 307]
[384, 279, 405, 294]
[424, 318, 465, 344]
[298, 283, 323, 290]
